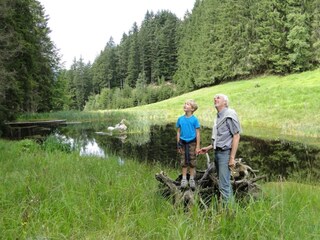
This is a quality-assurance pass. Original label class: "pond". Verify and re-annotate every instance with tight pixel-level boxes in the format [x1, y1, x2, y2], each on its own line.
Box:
[3, 121, 320, 182]
[52, 122, 320, 182]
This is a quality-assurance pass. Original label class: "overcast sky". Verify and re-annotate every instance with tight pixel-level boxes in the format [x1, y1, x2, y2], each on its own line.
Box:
[38, 0, 195, 68]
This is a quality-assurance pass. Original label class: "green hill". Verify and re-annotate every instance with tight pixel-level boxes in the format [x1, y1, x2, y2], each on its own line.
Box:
[20, 69, 320, 146]
[124, 69, 320, 146]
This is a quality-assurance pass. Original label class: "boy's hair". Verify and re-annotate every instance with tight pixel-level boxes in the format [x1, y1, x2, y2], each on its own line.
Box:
[186, 99, 198, 112]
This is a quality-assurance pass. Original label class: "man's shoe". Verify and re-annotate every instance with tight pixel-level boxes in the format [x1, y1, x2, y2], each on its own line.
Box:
[181, 179, 188, 188]
[189, 179, 196, 189]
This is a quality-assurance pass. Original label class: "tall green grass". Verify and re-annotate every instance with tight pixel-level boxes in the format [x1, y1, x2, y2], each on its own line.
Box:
[18, 109, 169, 135]
[131, 69, 320, 145]
[1, 139, 319, 239]
[19, 69, 320, 146]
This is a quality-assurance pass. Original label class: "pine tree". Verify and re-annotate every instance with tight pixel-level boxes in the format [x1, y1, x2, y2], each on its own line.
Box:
[67, 58, 92, 110]
[0, 0, 59, 120]
[139, 11, 156, 84]
[91, 53, 107, 94]
[104, 37, 119, 88]
[286, 0, 313, 71]
[117, 33, 130, 88]
[0, 0, 19, 125]
[310, 0, 320, 65]
[126, 22, 140, 87]
[173, 0, 200, 93]
[153, 11, 180, 81]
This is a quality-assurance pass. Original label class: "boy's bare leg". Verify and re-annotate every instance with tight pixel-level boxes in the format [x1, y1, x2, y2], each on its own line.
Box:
[189, 167, 195, 178]
[182, 167, 187, 178]
[189, 167, 196, 189]
[181, 167, 188, 188]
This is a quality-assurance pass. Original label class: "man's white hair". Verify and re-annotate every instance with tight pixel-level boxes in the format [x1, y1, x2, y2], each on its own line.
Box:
[215, 93, 229, 107]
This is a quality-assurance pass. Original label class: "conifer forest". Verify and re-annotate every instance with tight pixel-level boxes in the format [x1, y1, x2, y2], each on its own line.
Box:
[1, 0, 320, 131]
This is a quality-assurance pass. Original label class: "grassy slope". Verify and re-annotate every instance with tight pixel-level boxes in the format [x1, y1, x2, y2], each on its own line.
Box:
[18, 69, 320, 146]
[122, 69, 320, 145]
[4, 71, 320, 238]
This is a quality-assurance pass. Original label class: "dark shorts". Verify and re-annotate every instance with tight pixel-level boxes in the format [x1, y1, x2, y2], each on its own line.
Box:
[179, 141, 197, 168]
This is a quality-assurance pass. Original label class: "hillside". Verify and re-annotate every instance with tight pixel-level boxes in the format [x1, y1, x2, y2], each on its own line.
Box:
[124, 69, 320, 146]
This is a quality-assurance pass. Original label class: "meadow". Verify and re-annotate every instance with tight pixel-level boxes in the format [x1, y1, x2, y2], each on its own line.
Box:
[1, 139, 319, 239]
[20, 68, 320, 146]
[131, 69, 320, 145]
[5, 69, 320, 238]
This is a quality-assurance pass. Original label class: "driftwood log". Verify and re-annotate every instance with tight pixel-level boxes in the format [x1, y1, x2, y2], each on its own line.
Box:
[155, 154, 266, 209]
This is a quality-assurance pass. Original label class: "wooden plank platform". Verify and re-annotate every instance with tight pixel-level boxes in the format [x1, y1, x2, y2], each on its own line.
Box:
[4, 120, 67, 139]
[5, 119, 67, 127]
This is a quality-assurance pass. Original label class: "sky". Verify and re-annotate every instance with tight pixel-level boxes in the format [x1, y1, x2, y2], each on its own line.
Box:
[38, 0, 196, 68]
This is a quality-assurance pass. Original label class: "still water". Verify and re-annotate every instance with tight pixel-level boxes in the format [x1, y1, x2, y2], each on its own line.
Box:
[54, 123, 320, 182]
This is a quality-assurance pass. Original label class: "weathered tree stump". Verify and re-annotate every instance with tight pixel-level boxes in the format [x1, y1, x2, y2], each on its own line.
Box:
[155, 154, 266, 209]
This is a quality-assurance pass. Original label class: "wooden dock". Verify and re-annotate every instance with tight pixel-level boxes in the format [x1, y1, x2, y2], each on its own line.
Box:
[5, 119, 67, 139]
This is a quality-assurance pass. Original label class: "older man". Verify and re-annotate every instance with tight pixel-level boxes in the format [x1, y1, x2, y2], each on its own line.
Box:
[199, 93, 241, 203]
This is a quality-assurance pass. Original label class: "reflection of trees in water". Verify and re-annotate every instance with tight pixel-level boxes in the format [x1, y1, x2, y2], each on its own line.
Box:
[238, 136, 320, 182]
[125, 132, 150, 145]
[95, 124, 179, 167]
[57, 122, 320, 182]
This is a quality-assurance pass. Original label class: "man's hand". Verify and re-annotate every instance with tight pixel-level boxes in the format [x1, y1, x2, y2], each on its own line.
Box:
[228, 157, 235, 168]
[198, 146, 209, 154]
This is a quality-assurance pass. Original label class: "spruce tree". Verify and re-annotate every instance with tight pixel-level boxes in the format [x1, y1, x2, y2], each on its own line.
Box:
[126, 22, 140, 87]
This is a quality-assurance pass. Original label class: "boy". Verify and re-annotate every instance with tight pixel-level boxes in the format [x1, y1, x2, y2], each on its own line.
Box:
[176, 99, 200, 189]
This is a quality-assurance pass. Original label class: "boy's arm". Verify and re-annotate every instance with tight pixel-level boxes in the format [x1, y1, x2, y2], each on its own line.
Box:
[177, 128, 182, 153]
[177, 128, 180, 143]
[196, 128, 200, 151]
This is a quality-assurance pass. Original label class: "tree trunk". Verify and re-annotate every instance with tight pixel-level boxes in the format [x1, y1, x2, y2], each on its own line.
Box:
[155, 155, 266, 208]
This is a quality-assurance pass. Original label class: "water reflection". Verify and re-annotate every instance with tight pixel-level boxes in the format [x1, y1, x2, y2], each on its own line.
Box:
[55, 123, 320, 182]
[79, 139, 106, 158]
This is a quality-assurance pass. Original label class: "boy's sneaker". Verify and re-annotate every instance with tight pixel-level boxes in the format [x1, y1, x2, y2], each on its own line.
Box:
[181, 179, 188, 188]
[189, 179, 196, 189]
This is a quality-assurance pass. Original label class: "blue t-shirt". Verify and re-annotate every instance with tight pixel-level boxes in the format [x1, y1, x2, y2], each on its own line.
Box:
[176, 115, 200, 142]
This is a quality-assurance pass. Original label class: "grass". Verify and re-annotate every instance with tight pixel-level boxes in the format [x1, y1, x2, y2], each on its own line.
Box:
[18, 109, 168, 136]
[19, 68, 320, 147]
[1, 139, 320, 239]
[5, 70, 320, 238]
[129, 69, 320, 145]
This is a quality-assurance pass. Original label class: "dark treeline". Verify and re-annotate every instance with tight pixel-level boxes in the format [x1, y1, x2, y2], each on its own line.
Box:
[70, 10, 181, 111]
[1, 0, 320, 132]
[175, 0, 320, 91]
[69, 0, 320, 111]
[0, 0, 60, 132]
